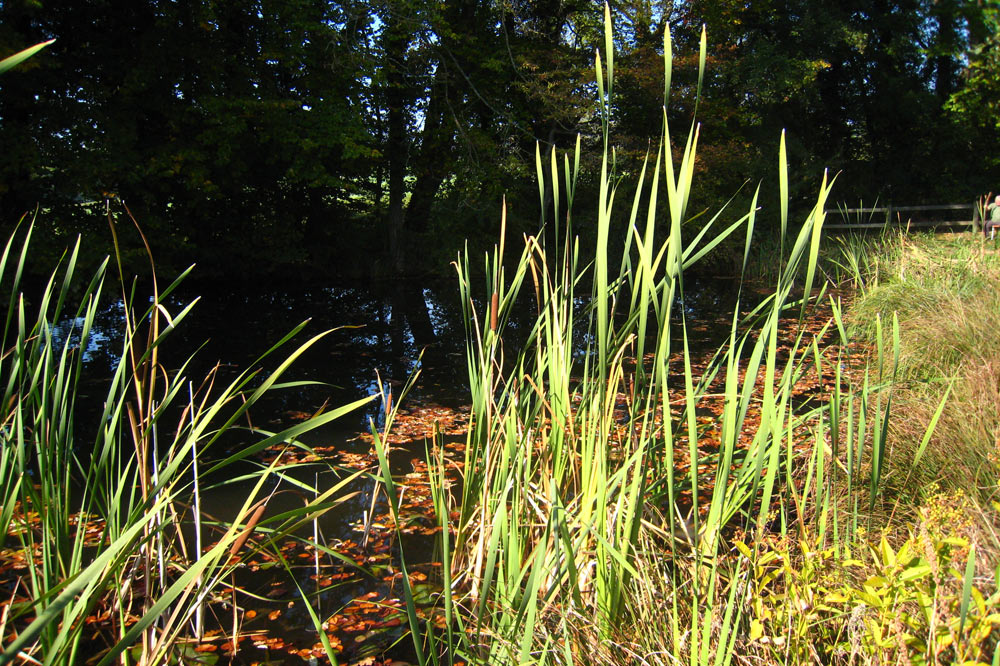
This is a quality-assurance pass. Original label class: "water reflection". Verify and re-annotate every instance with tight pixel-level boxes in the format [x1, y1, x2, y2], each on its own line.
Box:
[71, 275, 744, 456]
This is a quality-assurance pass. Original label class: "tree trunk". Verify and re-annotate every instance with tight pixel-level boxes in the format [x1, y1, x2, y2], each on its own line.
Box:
[405, 63, 455, 233]
[384, 9, 410, 273]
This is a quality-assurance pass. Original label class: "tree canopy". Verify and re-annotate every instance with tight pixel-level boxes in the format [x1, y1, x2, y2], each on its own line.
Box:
[1, 0, 997, 279]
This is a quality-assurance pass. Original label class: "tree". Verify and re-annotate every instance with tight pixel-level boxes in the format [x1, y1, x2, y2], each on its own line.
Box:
[4, 0, 994, 279]
[0, 0, 374, 277]
[947, 4, 1000, 129]
[663, 0, 996, 208]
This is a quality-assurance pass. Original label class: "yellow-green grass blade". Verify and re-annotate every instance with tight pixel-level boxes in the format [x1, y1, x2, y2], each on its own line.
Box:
[663, 23, 672, 108]
[912, 382, 952, 470]
[779, 130, 789, 257]
[0, 39, 54, 74]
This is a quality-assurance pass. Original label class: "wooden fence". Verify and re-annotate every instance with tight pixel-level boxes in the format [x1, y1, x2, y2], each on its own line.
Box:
[822, 203, 979, 231]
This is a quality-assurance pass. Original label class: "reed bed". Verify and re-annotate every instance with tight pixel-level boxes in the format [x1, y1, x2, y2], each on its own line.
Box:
[0, 215, 375, 666]
[373, 8, 1000, 665]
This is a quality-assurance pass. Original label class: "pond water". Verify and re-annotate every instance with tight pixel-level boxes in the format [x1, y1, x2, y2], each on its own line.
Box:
[65, 275, 742, 663]
[74, 275, 745, 432]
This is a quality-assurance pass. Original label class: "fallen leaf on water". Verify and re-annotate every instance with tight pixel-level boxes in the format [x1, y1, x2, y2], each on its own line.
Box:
[266, 585, 287, 598]
[350, 658, 376, 666]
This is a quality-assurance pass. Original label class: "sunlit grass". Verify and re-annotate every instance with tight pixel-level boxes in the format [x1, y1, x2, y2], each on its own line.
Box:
[847, 233, 1000, 542]
[4, 11, 999, 666]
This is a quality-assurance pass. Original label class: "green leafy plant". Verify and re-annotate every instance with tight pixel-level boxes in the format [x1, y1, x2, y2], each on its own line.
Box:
[744, 492, 1000, 666]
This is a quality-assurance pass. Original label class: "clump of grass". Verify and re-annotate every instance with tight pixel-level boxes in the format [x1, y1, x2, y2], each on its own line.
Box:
[745, 222, 898, 290]
[0, 215, 374, 666]
[847, 233, 1000, 538]
[372, 6, 974, 665]
[850, 234, 997, 344]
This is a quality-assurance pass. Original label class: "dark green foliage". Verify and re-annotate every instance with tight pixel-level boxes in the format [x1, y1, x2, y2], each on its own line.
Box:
[0, 0, 998, 278]
[0, 0, 373, 278]
[675, 0, 1000, 212]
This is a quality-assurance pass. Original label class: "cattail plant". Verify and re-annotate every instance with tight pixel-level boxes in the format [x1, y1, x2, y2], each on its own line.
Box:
[0, 214, 376, 666]
[393, 6, 938, 665]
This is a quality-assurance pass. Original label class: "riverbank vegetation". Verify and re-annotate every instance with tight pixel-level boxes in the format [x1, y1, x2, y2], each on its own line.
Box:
[849, 233, 1000, 537]
[4, 9, 1000, 666]
[0, 218, 378, 665]
[379, 16, 1000, 665]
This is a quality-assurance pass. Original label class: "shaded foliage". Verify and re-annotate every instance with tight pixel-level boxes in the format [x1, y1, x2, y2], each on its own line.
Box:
[0, 0, 997, 278]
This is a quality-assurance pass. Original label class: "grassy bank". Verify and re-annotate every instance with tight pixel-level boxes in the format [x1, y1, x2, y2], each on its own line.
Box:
[848, 233, 1000, 541]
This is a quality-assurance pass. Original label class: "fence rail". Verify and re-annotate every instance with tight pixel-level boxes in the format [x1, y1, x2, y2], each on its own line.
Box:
[823, 202, 979, 230]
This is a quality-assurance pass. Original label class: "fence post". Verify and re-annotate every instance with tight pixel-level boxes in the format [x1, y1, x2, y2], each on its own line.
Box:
[972, 200, 982, 233]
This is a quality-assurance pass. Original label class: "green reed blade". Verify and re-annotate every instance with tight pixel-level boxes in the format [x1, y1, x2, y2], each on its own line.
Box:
[693, 24, 706, 116]
[663, 23, 672, 108]
[0, 39, 54, 74]
[536, 142, 546, 227]
[959, 543, 976, 642]
[913, 382, 952, 470]
[604, 3, 613, 104]
[779, 130, 788, 259]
